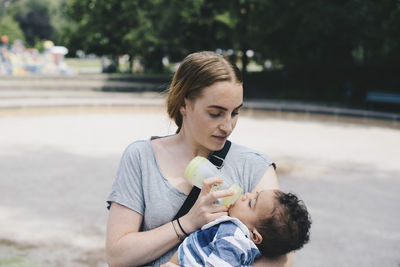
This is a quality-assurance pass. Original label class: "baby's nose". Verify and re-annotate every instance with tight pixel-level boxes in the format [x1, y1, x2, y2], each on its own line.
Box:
[241, 192, 250, 200]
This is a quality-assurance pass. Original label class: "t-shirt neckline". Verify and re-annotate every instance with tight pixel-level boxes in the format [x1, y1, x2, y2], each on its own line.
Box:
[147, 136, 189, 197]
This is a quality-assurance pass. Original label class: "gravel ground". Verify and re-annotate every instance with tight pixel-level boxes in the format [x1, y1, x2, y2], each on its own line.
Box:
[0, 106, 399, 267]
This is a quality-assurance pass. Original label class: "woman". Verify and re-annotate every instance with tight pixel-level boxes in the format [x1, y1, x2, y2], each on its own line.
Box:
[106, 51, 291, 266]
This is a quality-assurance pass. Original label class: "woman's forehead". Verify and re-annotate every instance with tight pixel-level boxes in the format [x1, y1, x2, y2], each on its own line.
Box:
[196, 81, 243, 106]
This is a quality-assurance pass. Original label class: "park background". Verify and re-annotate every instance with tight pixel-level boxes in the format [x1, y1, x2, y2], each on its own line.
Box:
[1, 0, 400, 267]
[1, 0, 400, 112]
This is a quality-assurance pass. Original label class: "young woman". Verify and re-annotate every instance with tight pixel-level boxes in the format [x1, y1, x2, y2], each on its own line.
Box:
[106, 51, 291, 267]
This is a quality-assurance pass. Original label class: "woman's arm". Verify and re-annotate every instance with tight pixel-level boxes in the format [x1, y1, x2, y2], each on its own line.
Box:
[106, 202, 181, 267]
[252, 165, 293, 267]
[106, 177, 233, 267]
[253, 253, 293, 267]
[252, 164, 280, 192]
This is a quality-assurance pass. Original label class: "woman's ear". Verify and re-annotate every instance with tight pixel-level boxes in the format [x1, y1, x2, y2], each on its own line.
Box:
[180, 105, 186, 116]
[250, 229, 263, 245]
[180, 98, 187, 116]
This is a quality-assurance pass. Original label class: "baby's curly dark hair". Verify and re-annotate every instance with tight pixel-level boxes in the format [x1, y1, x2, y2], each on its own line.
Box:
[256, 191, 311, 258]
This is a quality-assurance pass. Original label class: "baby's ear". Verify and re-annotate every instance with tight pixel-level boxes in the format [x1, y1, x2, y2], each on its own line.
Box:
[250, 229, 263, 245]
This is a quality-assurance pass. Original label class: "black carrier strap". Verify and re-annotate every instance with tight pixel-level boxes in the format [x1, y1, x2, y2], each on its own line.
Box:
[173, 140, 231, 220]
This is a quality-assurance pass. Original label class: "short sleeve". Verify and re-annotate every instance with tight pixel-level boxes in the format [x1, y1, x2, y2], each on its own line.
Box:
[242, 151, 274, 192]
[106, 141, 145, 215]
[206, 235, 247, 267]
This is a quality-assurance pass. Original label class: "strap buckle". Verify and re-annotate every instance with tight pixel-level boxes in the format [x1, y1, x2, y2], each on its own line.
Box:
[209, 154, 225, 169]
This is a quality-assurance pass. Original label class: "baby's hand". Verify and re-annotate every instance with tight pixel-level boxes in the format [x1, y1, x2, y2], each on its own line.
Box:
[160, 262, 180, 267]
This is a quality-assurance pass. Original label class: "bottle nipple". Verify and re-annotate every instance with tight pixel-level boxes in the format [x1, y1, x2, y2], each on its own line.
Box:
[221, 184, 243, 208]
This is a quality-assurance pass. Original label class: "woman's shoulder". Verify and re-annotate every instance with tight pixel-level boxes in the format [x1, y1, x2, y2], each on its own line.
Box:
[121, 139, 152, 159]
[124, 139, 150, 151]
[225, 142, 274, 191]
[229, 141, 272, 164]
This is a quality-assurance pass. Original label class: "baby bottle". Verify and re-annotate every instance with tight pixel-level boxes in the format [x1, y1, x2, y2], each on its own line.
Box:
[184, 156, 243, 208]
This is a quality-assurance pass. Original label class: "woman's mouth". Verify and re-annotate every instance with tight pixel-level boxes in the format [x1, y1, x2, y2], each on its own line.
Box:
[212, 135, 227, 142]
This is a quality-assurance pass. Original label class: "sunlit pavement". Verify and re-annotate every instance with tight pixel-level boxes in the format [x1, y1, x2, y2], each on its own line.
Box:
[0, 90, 399, 267]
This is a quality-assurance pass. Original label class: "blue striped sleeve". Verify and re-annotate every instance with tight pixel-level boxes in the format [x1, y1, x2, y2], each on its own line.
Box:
[207, 237, 245, 267]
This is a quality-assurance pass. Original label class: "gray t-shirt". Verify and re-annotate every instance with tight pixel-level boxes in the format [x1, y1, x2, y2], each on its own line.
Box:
[107, 137, 273, 266]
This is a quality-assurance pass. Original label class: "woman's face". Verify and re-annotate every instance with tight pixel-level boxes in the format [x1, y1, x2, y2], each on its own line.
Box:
[181, 81, 243, 152]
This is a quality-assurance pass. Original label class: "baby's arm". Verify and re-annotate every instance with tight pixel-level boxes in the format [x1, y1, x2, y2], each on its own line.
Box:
[160, 262, 180, 267]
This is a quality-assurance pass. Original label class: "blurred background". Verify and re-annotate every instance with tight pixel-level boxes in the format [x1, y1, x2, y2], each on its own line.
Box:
[0, 0, 400, 267]
[1, 0, 400, 112]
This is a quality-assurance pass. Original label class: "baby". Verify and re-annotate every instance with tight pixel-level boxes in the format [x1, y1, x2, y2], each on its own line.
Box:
[169, 189, 311, 267]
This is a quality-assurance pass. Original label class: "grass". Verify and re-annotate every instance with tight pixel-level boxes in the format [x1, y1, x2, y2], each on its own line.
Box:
[0, 252, 39, 267]
[65, 58, 102, 74]
[0, 258, 31, 267]
[64, 58, 102, 68]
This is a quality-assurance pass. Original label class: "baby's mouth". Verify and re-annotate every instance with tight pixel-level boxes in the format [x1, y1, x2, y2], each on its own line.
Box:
[227, 203, 235, 215]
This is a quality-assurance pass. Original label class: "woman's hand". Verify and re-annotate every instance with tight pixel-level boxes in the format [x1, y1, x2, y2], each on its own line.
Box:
[179, 177, 234, 233]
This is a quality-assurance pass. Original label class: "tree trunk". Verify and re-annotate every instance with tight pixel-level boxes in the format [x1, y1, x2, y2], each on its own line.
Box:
[128, 55, 133, 73]
[241, 48, 248, 77]
[239, 0, 249, 79]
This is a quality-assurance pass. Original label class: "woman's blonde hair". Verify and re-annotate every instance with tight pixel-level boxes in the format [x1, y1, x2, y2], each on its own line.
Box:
[167, 51, 242, 133]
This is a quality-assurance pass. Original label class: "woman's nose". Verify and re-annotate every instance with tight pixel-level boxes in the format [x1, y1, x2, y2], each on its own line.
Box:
[219, 118, 233, 133]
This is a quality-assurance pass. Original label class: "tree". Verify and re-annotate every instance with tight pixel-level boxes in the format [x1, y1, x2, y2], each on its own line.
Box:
[247, 0, 359, 68]
[355, 0, 400, 66]
[0, 15, 25, 44]
[246, 0, 400, 69]
[7, 0, 53, 46]
[48, 0, 70, 46]
[62, 0, 400, 74]
[147, 0, 237, 69]
[113, 0, 236, 72]
[65, 0, 141, 70]
[64, 0, 236, 72]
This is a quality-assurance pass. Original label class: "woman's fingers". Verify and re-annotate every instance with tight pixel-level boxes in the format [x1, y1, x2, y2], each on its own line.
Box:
[209, 211, 229, 222]
[201, 177, 223, 194]
[210, 188, 234, 200]
[202, 177, 235, 198]
[201, 177, 235, 206]
[184, 177, 238, 230]
[210, 201, 229, 213]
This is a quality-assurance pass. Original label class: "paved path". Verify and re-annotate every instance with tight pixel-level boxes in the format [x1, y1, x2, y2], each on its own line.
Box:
[0, 86, 399, 267]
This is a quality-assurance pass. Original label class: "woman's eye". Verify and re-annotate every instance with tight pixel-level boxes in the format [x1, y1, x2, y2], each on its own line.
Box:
[232, 112, 239, 117]
[209, 113, 222, 118]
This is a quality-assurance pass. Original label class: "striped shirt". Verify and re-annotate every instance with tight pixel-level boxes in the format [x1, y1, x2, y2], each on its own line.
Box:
[178, 216, 261, 267]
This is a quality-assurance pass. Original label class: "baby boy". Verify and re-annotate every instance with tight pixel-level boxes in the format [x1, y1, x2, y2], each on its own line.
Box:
[170, 189, 311, 267]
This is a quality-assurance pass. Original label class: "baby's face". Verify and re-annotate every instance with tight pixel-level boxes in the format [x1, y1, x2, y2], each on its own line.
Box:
[228, 190, 276, 230]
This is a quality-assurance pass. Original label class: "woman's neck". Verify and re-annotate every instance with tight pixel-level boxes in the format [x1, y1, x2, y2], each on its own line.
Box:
[173, 131, 210, 159]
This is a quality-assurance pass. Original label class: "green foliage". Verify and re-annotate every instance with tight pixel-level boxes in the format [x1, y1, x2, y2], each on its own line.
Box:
[47, 0, 70, 45]
[63, 0, 140, 63]
[3, 0, 399, 74]
[248, 1, 354, 67]
[62, 0, 240, 72]
[249, 0, 400, 69]
[0, 15, 25, 44]
[7, 0, 54, 46]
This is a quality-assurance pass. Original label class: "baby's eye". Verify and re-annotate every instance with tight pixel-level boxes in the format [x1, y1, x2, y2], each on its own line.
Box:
[248, 199, 252, 208]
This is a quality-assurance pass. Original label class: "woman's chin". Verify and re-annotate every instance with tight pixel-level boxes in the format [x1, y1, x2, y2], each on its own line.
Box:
[209, 138, 226, 150]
